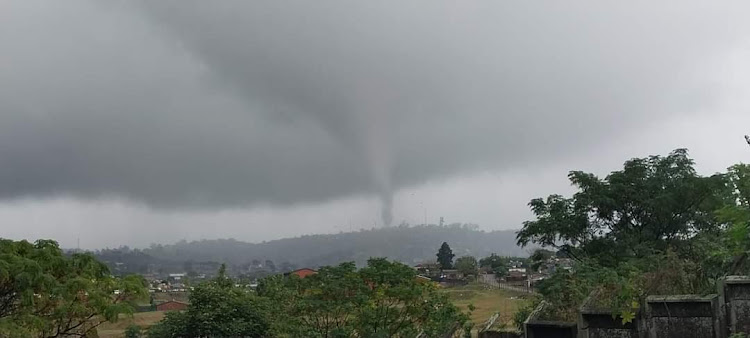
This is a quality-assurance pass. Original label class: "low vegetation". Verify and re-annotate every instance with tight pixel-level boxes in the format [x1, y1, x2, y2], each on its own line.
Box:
[95, 225, 524, 276]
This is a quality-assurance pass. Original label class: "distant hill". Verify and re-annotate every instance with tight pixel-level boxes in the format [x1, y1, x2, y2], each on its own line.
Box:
[140, 224, 527, 269]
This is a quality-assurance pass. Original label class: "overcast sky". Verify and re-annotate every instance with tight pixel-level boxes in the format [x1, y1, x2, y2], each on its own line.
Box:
[1, 1, 750, 249]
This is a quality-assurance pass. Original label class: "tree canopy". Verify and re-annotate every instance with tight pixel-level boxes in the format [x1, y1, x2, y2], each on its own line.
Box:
[454, 256, 478, 277]
[0, 239, 147, 337]
[148, 265, 271, 338]
[529, 249, 554, 272]
[479, 254, 510, 276]
[517, 149, 726, 266]
[257, 258, 469, 337]
[516, 149, 750, 322]
[436, 242, 455, 270]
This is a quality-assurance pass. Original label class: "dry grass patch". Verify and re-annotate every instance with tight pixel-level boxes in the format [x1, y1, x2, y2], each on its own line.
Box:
[444, 283, 527, 330]
[97, 311, 166, 338]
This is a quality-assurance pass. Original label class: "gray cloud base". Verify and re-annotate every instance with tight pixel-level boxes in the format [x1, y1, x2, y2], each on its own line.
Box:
[1, 1, 748, 225]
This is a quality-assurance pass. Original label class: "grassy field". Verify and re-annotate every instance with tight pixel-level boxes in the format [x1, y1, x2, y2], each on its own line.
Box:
[94, 293, 188, 337]
[97, 311, 166, 338]
[443, 282, 529, 332]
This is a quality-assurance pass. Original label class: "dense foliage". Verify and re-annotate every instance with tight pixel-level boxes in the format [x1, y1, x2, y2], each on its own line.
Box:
[528, 249, 554, 272]
[517, 149, 750, 322]
[478, 254, 511, 276]
[0, 239, 147, 337]
[148, 265, 271, 338]
[436, 242, 455, 270]
[258, 258, 469, 337]
[454, 256, 478, 277]
[147, 258, 468, 337]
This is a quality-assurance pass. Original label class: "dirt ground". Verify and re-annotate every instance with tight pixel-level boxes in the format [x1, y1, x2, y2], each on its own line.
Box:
[97, 311, 166, 338]
[151, 291, 190, 303]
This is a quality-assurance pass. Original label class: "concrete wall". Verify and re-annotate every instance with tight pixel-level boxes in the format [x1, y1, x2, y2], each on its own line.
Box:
[720, 276, 750, 336]
[578, 290, 641, 338]
[580, 313, 638, 338]
[524, 301, 578, 338]
[525, 322, 578, 338]
[645, 295, 721, 338]
[522, 277, 750, 338]
[478, 331, 522, 338]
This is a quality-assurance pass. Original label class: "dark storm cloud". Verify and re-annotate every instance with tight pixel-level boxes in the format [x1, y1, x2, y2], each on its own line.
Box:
[1, 1, 749, 224]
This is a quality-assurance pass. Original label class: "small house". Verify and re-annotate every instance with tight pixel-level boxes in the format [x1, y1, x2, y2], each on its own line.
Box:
[286, 268, 317, 279]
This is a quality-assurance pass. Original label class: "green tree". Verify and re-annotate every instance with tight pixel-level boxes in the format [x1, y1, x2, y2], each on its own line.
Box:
[357, 258, 467, 337]
[0, 239, 147, 337]
[255, 275, 310, 337]
[259, 258, 469, 337]
[479, 254, 510, 276]
[286, 262, 364, 337]
[529, 249, 555, 272]
[716, 164, 750, 274]
[454, 256, 478, 277]
[436, 242, 455, 270]
[124, 324, 142, 338]
[148, 264, 270, 338]
[516, 149, 725, 267]
[513, 149, 744, 324]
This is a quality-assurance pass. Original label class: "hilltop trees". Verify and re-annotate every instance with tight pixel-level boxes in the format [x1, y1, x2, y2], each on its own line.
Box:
[436, 242, 455, 270]
[0, 239, 147, 337]
[264, 259, 276, 272]
[113, 226, 524, 272]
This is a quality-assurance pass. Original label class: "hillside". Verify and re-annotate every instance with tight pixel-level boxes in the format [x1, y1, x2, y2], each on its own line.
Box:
[143, 224, 525, 267]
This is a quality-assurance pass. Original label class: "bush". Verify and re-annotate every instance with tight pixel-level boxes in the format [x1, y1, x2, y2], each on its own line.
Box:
[124, 325, 142, 338]
[513, 297, 541, 331]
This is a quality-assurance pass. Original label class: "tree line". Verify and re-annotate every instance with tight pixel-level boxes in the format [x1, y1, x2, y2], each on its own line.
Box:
[137, 224, 524, 269]
[148, 259, 470, 338]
